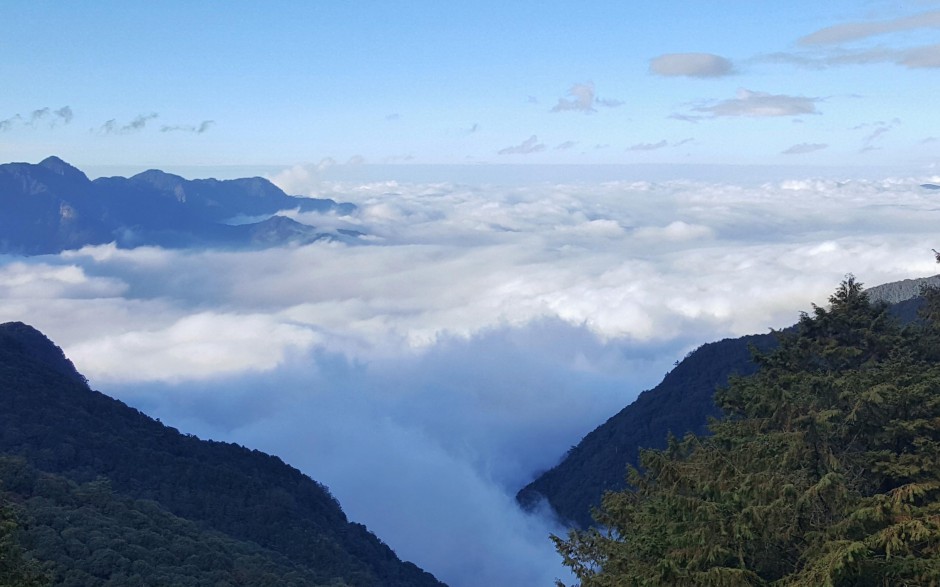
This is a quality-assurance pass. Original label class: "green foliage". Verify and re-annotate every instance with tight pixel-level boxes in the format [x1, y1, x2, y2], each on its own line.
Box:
[0, 498, 50, 587]
[555, 277, 940, 586]
[0, 456, 342, 586]
[0, 322, 443, 587]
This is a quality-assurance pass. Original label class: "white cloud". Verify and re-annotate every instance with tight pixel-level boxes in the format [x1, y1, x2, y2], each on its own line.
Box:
[649, 53, 734, 78]
[691, 88, 820, 118]
[67, 312, 319, 383]
[799, 10, 940, 45]
[0, 261, 126, 299]
[633, 220, 714, 241]
[628, 140, 669, 151]
[782, 142, 828, 155]
[498, 135, 545, 155]
[551, 82, 623, 113]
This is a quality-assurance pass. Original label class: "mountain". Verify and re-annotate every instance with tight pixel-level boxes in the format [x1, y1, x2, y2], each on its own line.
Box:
[0, 157, 358, 254]
[519, 274, 940, 529]
[0, 322, 444, 586]
[518, 333, 776, 529]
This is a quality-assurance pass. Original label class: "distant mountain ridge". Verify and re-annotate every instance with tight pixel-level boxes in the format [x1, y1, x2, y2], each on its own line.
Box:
[0, 156, 357, 254]
[519, 274, 940, 528]
[0, 321, 444, 586]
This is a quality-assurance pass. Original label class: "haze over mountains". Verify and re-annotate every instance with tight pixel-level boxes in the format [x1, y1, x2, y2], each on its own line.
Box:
[0, 156, 358, 254]
[2, 157, 940, 585]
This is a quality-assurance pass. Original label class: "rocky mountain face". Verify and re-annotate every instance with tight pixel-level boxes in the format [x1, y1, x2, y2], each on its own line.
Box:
[0, 321, 444, 586]
[519, 275, 940, 529]
[0, 157, 358, 254]
[866, 274, 940, 304]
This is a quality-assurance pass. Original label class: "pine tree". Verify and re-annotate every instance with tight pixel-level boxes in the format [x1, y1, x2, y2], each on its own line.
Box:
[554, 277, 940, 586]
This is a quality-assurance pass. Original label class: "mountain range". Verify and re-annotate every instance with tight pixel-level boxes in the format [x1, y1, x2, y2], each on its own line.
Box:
[0, 157, 358, 254]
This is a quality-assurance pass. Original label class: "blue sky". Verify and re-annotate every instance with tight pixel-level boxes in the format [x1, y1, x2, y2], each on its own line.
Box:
[2, 1, 939, 174]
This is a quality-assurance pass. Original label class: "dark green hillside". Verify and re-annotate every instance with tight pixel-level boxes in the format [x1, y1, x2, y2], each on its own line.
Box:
[0, 457, 343, 586]
[519, 280, 936, 530]
[554, 278, 940, 585]
[0, 322, 444, 587]
[518, 333, 776, 528]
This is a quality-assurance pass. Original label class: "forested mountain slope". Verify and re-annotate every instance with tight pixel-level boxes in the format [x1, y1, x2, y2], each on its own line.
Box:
[520, 275, 939, 529]
[518, 333, 776, 528]
[554, 277, 940, 585]
[0, 322, 444, 587]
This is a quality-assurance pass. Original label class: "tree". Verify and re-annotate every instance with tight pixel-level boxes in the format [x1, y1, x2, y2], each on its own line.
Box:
[553, 277, 940, 586]
[0, 501, 50, 587]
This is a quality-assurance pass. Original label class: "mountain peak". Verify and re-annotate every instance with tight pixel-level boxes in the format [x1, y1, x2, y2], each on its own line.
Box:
[0, 322, 87, 386]
[129, 168, 186, 189]
[38, 156, 89, 182]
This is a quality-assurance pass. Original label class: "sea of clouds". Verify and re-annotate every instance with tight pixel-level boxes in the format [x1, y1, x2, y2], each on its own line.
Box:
[1, 168, 939, 586]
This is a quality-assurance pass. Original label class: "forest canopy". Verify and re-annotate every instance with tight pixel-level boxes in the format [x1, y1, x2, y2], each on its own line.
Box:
[554, 277, 940, 586]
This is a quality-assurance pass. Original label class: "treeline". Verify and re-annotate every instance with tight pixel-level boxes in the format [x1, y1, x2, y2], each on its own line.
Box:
[554, 277, 940, 585]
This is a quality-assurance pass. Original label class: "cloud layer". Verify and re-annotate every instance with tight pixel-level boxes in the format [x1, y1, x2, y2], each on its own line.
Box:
[3, 170, 939, 586]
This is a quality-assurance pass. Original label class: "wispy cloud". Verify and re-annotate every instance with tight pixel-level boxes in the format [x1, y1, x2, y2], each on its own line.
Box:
[854, 118, 901, 152]
[554, 140, 577, 150]
[649, 53, 734, 78]
[681, 89, 820, 119]
[902, 43, 940, 67]
[757, 8, 940, 72]
[627, 140, 669, 151]
[781, 142, 828, 155]
[551, 82, 623, 113]
[160, 120, 215, 134]
[97, 113, 159, 134]
[762, 43, 940, 70]
[799, 10, 940, 45]
[0, 105, 73, 131]
[498, 135, 545, 155]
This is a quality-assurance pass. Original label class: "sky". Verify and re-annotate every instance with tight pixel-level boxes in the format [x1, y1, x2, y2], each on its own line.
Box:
[3, 2, 940, 586]
[2, 1, 940, 173]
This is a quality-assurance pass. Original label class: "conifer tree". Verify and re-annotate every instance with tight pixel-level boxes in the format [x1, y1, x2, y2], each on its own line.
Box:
[554, 277, 940, 586]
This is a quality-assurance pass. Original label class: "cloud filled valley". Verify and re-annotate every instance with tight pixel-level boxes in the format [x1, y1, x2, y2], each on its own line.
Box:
[2, 170, 939, 586]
